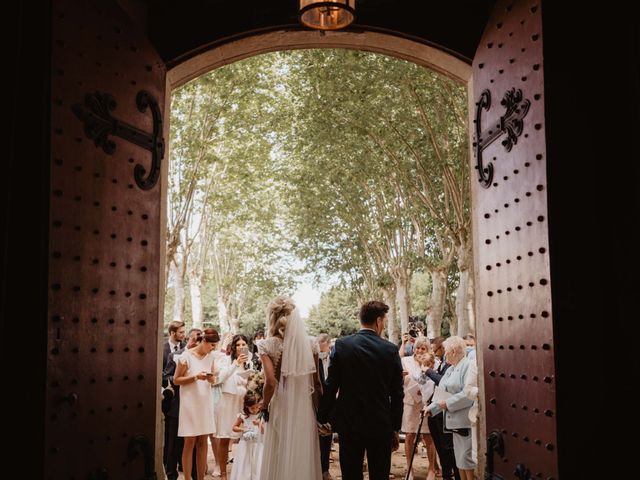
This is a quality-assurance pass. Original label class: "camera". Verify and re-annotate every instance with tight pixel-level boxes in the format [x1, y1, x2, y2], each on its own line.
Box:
[407, 319, 425, 338]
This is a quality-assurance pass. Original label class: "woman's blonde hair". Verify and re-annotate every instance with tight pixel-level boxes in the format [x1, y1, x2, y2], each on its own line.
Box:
[413, 336, 431, 353]
[442, 335, 467, 363]
[267, 296, 295, 338]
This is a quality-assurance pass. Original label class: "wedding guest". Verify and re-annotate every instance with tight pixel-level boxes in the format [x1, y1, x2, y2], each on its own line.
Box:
[402, 337, 437, 480]
[186, 327, 202, 348]
[399, 331, 415, 357]
[425, 336, 476, 480]
[209, 333, 228, 477]
[161, 321, 187, 480]
[230, 393, 264, 480]
[317, 333, 333, 480]
[424, 337, 459, 480]
[463, 334, 476, 361]
[163, 321, 186, 373]
[463, 334, 475, 348]
[214, 334, 250, 479]
[173, 328, 220, 480]
[182, 328, 205, 480]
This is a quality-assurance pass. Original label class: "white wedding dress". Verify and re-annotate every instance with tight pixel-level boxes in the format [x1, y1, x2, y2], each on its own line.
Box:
[257, 308, 322, 480]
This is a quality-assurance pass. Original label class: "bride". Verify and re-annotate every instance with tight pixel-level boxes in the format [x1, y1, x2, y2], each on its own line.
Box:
[257, 296, 323, 480]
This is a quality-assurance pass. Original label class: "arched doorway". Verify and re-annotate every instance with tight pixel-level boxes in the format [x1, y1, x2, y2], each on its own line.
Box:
[40, 1, 561, 479]
[162, 17, 556, 478]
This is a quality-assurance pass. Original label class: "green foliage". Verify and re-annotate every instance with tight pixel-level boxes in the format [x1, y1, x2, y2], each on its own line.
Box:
[165, 49, 469, 336]
[410, 271, 431, 318]
[307, 287, 361, 337]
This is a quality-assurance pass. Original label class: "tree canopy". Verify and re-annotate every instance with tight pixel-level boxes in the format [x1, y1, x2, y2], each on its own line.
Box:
[164, 49, 471, 341]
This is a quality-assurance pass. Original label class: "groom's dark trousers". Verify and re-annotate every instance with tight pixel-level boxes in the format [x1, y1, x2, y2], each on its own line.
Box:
[339, 431, 392, 480]
[318, 329, 404, 480]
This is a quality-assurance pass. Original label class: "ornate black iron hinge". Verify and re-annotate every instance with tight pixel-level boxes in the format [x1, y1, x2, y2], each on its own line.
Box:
[473, 88, 530, 188]
[485, 429, 505, 480]
[72, 90, 164, 190]
[128, 434, 157, 480]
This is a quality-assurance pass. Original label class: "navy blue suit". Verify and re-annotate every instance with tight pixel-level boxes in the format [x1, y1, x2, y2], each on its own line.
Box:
[162, 342, 196, 480]
[318, 329, 404, 480]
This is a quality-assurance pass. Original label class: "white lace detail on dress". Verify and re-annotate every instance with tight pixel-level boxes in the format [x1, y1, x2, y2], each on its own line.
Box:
[257, 337, 283, 364]
[309, 337, 319, 356]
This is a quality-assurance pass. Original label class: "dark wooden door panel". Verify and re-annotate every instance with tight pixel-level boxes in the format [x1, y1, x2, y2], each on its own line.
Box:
[471, 1, 558, 478]
[47, 1, 165, 478]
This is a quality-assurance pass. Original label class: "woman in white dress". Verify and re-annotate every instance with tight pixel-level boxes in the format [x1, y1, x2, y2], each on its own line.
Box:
[173, 328, 220, 480]
[258, 296, 323, 480]
[213, 334, 251, 479]
[230, 393, 264, 480]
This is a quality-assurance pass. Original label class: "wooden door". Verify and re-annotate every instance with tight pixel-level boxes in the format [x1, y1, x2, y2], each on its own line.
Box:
[46, 1, 165, 477]
[470, 1, 558, 478]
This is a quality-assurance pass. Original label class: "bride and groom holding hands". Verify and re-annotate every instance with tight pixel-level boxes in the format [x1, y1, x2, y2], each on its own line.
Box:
[258, 297, 404, 480]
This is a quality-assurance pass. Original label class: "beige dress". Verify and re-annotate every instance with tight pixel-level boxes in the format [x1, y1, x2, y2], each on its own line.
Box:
[177, 349, 216, 437]
[401, 355, 431, 434]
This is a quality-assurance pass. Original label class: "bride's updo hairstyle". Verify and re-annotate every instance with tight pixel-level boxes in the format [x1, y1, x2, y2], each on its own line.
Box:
[267, 296, 295, 338]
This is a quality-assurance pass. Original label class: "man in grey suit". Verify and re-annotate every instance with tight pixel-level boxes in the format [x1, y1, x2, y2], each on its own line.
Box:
[318, 301, 404, 480]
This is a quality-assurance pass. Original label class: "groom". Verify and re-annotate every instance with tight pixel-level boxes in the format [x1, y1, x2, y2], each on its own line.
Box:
[318, 301, 404, 480]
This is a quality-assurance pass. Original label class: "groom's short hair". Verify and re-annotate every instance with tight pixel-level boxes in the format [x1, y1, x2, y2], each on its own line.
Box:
[359, 301, 389, 325]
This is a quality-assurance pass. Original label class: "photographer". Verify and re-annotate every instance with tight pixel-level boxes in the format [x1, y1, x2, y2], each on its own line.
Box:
[213, 334, 251, 479]
[399, 330, 417, 358]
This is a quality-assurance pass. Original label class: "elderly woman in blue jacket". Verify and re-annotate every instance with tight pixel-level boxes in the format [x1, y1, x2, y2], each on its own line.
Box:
[425, 336, 477, 480]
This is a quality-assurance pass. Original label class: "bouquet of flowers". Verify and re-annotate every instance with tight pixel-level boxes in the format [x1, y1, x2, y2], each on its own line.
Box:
[242, 428, 260, 442]
[246, 370, 265, 401]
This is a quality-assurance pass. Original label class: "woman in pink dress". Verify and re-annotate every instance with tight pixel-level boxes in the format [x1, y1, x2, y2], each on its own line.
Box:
[401, 336, 438, 480]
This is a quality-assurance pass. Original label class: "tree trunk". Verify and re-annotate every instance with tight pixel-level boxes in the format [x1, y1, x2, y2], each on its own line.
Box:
[427, 268, 447, 338]
[449, 308, 458, 336]
[455, 243, 472, 337]
[229, 315, 239, 335]
[467, 272, 476, 334]
[217, 290, 230, 334]
[189, 270, 203, 330]
[172, 258, 186, 321]
[383, 287, 398, 344]
[455, 269, 470, 337]
[393, 268, 411, 336]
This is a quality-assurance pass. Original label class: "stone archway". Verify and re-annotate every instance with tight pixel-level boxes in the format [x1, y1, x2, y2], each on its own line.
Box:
[160, 30, 478, 474]
[167, 30, 471, 89]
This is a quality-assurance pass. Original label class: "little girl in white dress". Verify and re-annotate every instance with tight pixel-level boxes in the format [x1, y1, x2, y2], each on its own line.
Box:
[230, 393, 264, 480]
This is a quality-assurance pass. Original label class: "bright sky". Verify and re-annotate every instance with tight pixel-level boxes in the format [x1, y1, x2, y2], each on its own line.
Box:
[292, 280, 322, 318]
[291, 271, 340, 318]
[293, 281, 322, 318]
